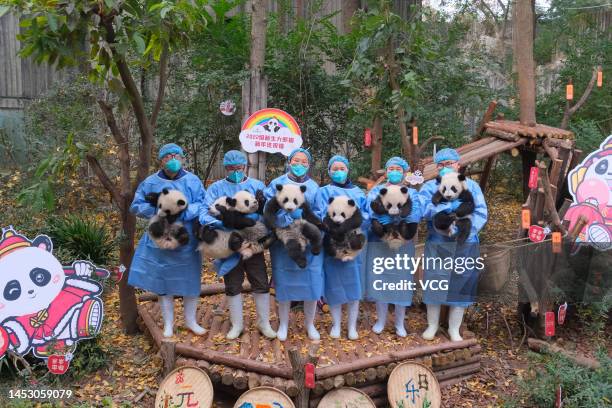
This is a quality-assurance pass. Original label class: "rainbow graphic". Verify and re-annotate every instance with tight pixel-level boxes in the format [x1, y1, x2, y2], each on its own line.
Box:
[242, 108, 301, 135]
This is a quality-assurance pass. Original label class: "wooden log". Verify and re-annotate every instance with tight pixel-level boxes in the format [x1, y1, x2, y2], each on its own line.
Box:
[196, 359, 211, 374]
[569, 215, 589, 242]
[288, 346, 319, 408]
[371, 395, 388, 407]
[386, 362, 397, 375]
[234, 317, 251, 390]
[222, 368, 235, 386]
[536, 160, 566, 232]
[345, 371, 356, 386]
[479, 154, 497, 193]
[355, 370, 366, 384]
[364, 367, 377, 382]
[527, 338, 601, 369]
[535, 188, 545, 223]
[260, 375, 274, 387]
[433, 355, 481, 372]
[285, 380, 299, 397]
[209, 364, 223, 384]
[357, 383, 387, 398]
[322, 377, 334, 391]
[435, 362, 481, 382]
[477, 101, 498, 136]
[313, 381, 325, 397]
[375, 365, 387, 380]
[332, 375, 345, 389]
[248, 372, 261, 389]
[273, 377, 287, 393]
[484, 127, 520, 142]
[542, 139, 559, 161]
[138, 282, 253, 301]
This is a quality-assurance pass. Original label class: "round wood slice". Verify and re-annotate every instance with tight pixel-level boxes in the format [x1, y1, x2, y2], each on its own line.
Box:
[155, 366, 213, 408]
[316, 387, 376, 408]
[233, 386, 295, 408]
[387, 362, 441, 408]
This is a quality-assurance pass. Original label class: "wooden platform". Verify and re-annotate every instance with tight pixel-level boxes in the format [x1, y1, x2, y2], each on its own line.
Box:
[137, 288, 481, 403]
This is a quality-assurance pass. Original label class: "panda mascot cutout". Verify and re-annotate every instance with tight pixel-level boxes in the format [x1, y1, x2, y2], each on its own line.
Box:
[370, 185, 418, 248]
[145, 188, 190, 250]
[431, 172, 475, 245]
[323, 196, 366, 261]
[264, 184, 323, 268]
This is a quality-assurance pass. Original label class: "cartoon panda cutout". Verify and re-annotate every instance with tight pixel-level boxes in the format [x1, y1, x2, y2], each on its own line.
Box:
[0, 227, 109, 359]
[263, 117, 281, 133]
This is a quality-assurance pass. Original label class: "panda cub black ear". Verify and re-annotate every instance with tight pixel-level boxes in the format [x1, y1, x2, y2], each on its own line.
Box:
[300, 185, 307, 193]
[435, 176, 442, 184]
[328, 197, 335, 204]
[458, 174, 466, 181]
[400, 187, 408, 194]
[380, 188, 388, 196]
[162, 188, 170, 195]
[276, 184, 284, 192]
[347, 199, 355, 207]
[226, 197, 237, 207]
[177, 199, 186, 206]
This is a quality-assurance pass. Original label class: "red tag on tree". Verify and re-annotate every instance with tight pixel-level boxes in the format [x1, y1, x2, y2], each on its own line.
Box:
[528, 225, 546, 243]
[412, 126, 418, 145]
[528, 167, 539, 189]
[364, 128, 371, 147]
[555, 384, 563, 407]
[47, 355, 70, 375]
[522, 209, 531, 229]
[558, 302, 567, 325]
[545, 312, 556, 337]
[304, 363, 315, 389]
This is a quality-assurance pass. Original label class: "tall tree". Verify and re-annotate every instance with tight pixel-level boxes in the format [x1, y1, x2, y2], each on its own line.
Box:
[514, 0, 537, 126]
[9, 0, 213, 333]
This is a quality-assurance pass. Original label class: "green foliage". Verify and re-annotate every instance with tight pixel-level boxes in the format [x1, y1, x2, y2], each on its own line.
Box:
[47, 215, 115, 265]
[68, 336, 109, 376]
[505, 351, 612, 408]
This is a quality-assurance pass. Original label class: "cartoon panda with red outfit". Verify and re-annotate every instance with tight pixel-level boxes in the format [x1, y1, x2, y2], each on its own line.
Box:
[564, 135, 612, 251]
[0, 227, 108, 359]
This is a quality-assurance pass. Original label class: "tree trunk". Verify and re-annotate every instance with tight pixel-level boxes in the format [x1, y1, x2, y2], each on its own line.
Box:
[244, 0, 268, 180]
[514, 0, 537, 126]
[371, 116, 383, 175]
[341, 0, 361, 33]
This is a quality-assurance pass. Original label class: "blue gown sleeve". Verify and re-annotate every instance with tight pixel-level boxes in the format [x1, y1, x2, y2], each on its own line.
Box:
[130, 179, 156, 219]
[405, 188, 422, 223]
[469, 180, 488, 235]
[182, 176, 206, 222]
[313, 187, 329, 220]
[264, 176, 294, 228]
[357, 190, 370, 230]
[199, 183, 223, 228]
[418, 181, 437, 221]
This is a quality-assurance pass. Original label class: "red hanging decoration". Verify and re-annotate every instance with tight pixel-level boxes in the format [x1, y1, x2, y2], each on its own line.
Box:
[566, 83, 574, 100]
[545, 311, 556, 337]
[412, 126, 418, 145]
[304, 363, 315, 389]
[552, 232, 562, 253]
[528, 166, 539, 189]
[558, 302, 567, 325]
[597, 67, 603, 88]
[521, 209, 531, 229]
[364, 128, 372, 147]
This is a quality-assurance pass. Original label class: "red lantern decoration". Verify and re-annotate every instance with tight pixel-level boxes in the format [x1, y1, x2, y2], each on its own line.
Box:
[545, 311, 556, 337]
[528, 166, 539, 189]
[364, 128, 371, 147]
[304, 363, 315, 389]
[47, 354, 70, 375]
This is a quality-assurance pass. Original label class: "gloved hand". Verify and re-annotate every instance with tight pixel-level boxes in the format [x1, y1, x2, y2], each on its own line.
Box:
[145, 192, 160, 207]
[255, 189, 266, 214]
[289, 208, 303, 219]
[378, 214, 393, 225]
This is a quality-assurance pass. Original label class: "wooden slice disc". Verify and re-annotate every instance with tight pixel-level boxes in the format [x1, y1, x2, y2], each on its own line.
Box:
[155, 366, 213, 408]
[233, 386, 295, 408]
[316, 387, 376, 408]
[387, 362, 441, 408]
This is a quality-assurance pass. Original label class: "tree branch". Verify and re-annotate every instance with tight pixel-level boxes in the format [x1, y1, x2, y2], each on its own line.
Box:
[98, 100, 127, 146]
[150, 44, 169, 131]
[561, 66, 599, 129]
[419, 135, 444, 153]
[86, 154, 122, 208]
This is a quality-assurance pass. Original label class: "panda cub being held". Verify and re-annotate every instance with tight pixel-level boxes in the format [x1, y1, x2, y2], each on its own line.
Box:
[370, 185, 418, 249]
[145, 188, 190, 250]
[323, 196, 366, 262]
[431, 172, 475, 245]
[263, 184, 323, 268]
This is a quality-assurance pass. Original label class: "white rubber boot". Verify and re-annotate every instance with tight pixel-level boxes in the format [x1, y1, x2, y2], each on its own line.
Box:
[422, 304, 441, 340]
[372, 302, 388, 334]
[329, 304, 342, 339]
[347, 301, 360, 340]
[159, 295, 175, 338]
[304, 301, 320, 341]
[226, 294, 244, 340]
[276, 301, 290, 341]
[253, 293, 276, 339]
[394, 305, 407, 337]
[183, 296, 206, 335]
[448, 306, 465, 342]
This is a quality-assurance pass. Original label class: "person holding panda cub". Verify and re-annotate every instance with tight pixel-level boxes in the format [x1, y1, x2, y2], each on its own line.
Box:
[198, 150, 276, 340]
[313, 155, 368, 340]
[128, 143, 207, 338]
[365, 157, 421, 338]
[263, 148, 325, 341]
[418, 148, 488, 342]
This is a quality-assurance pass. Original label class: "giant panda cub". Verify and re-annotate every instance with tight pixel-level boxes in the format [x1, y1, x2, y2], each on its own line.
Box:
[197, 190, 272, 260]
[263, 184, 323, 268]
[146, 188, 190, 250]
[370, 185, 418, 249]
[431, 172, 475, 245]
[323, 196, 366, 262]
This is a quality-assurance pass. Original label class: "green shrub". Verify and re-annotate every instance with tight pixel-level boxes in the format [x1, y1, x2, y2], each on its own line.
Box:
[47, 216, 115, 265]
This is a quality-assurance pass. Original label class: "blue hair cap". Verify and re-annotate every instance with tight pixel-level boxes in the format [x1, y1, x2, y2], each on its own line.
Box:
[288, 148, 312, 163]
[385, 156, 409, 171]
[434, 148, 460, 164]
[158, 143, 184, 160]
[223, 150, 247, 166]
[328, 155, 349, 171]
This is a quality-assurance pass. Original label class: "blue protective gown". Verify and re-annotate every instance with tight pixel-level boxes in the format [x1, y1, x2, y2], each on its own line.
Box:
[128, 171, 206, 296]
[198, 177, 267, 276]
[264, 174, 323, 302]
[419, 177, 488, 307]
[313, 183, 369, 306]
[363, 183, 422, 306]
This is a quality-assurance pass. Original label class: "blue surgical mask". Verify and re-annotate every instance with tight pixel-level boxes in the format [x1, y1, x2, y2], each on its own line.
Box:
[439, 167, 455, 177]
[331, 170, 348, 184]
[290, 164, 308, 177]
[387, 170, 403, 184]
[165, 158, 182, 173]
[228, 171, 244, 183]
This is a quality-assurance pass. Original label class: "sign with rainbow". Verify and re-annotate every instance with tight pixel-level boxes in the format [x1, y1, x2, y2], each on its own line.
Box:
[239, 108, 302, 156]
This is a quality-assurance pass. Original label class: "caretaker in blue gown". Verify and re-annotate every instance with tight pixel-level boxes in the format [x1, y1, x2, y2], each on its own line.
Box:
[313, 155, 369, 340]
[128, 143, 207, 338]
[364, 157, 421, 338]
[418, 148, 488, 342]
[198, 150, 276, 340]
[264, 148, 323, 341]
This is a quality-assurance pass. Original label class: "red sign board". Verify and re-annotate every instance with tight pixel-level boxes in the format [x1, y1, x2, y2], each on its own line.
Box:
[364, 128, 372, 147]
[545, 312, 556, 337]
[528, 167, 539, 189]
[304, 363, 315, 389]
[528, 225, 546, 243]
[47, 355, 70, 375]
